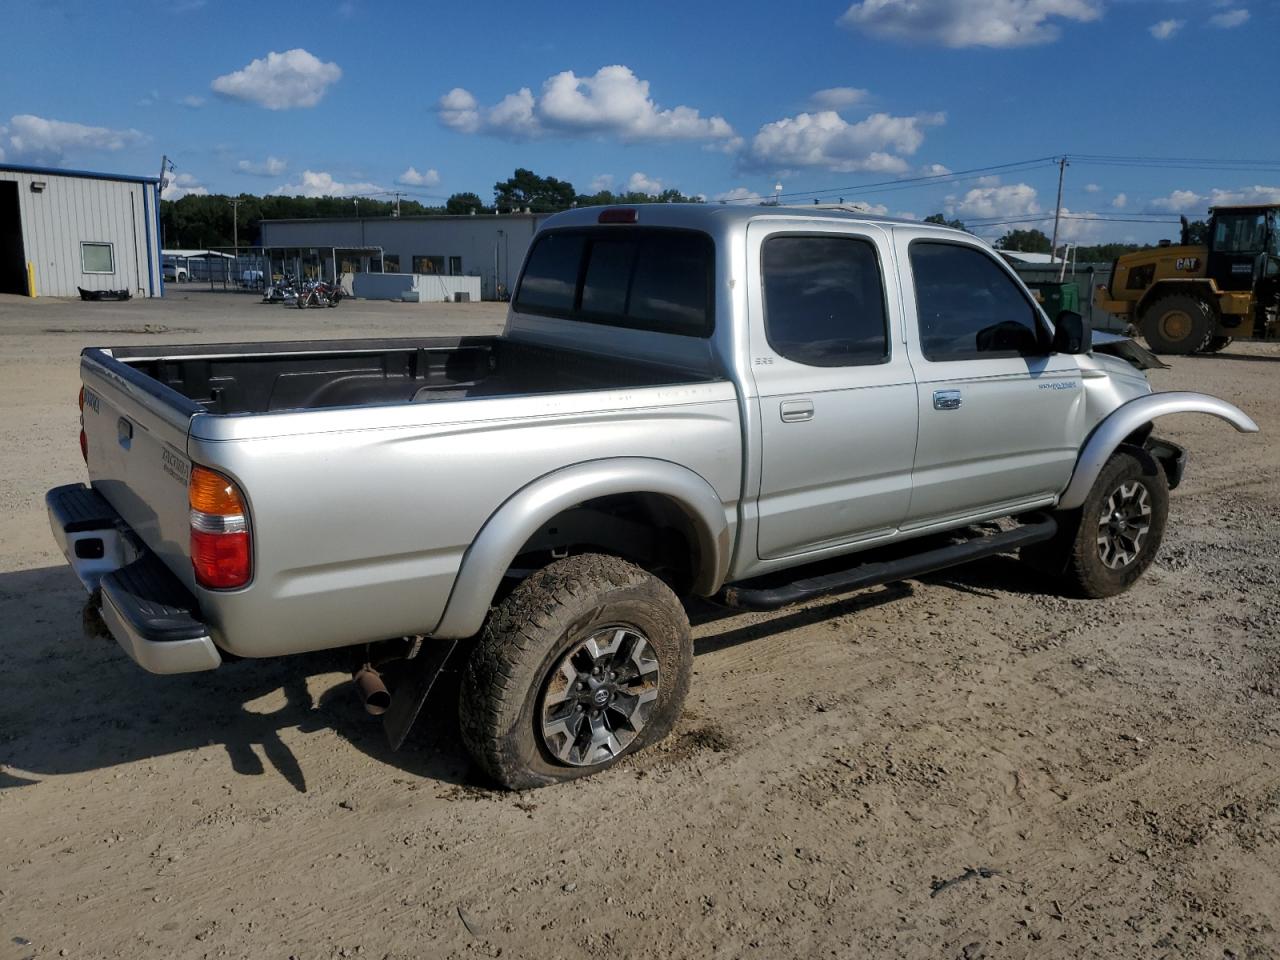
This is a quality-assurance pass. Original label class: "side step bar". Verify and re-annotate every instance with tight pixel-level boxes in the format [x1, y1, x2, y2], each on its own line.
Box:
[718, 513, 1058, 611]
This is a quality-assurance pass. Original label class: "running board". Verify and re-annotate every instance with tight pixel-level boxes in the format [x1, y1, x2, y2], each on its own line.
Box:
[717, 513, 1058, 611]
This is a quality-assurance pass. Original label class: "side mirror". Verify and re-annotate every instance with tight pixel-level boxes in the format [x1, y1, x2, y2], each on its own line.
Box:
[1051, 310, 1090, 354]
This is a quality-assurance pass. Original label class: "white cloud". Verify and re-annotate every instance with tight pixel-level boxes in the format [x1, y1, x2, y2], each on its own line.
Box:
[396, 166, 440, 187]
[1112, 192, 1127, 209]
[715, 186, 764, 202]
[272, 170, 385, 198]
[920, 162, 952, 176]
[1149, 19, 1184, 39]
[236, 155, 287, 176]
[1148, 189, 1204, 213]
[437, 65, 737, 144]
[1209, 8, 1249, 28]
[626, 172, 664, 196]
[212, 49, 341, 110]
[1084, 182, 1100, 193]
[1055, 208, 1105, 243]
[180, 94, 206, 108]
[2, 114, 146, 164]
[745, 110, 944, 174]
[161, 172, 208, 200]
[839, 0, 1102, 48]
[835, 199, 890, 215]
[947, 180, 1040, 219]
[810, 86, 870, 110]
[589, 174, 615, 192]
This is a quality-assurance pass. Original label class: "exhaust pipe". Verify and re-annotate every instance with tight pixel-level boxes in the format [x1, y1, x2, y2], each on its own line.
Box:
[353, 665, 391, 716]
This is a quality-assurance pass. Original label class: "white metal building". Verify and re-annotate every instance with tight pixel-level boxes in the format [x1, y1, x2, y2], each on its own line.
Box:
[258, 213, 551, 300]
[0, 163, 163, 298]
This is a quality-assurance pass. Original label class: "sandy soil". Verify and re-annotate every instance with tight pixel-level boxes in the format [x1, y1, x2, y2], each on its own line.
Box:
[1, 291, 1278, 960]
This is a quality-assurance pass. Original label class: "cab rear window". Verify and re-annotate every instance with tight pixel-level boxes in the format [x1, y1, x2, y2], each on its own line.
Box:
[514, 227, 714, 337]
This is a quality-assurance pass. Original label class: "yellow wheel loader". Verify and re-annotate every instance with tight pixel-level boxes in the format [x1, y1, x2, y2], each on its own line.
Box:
[1094, 204, 1280, 354]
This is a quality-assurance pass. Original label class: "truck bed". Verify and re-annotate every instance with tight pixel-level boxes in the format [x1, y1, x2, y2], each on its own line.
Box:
[110, 336, 718, 415]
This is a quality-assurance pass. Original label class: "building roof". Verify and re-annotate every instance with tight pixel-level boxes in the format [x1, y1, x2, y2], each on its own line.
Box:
[260, 212, 548, 225]
[0, 162, 160, 185]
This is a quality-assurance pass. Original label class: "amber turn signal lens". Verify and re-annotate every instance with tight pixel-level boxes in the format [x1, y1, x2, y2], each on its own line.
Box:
[189, 465, 246, 515]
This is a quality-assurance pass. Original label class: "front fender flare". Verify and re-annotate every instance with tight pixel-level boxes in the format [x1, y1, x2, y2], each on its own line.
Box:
[430, 458, 733, 639]
[1058, 391, 1258, 511]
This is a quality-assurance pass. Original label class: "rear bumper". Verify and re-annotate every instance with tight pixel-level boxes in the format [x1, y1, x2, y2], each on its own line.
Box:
[47, 483, 221, 674]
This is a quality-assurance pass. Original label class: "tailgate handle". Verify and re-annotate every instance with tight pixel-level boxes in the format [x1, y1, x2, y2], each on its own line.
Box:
[117, 417, 133, 448]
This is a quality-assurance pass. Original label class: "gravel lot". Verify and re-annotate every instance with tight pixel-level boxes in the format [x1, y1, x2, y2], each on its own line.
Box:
[1, 291, 1278, 960]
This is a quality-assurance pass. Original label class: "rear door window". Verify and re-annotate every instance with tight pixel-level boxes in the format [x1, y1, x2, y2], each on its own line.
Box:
[761, 234, 889, 367]
[514, 227, 714, 337]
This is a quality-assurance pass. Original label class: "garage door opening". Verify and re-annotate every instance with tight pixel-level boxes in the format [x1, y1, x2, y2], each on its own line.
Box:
[0, 181, 27, 295]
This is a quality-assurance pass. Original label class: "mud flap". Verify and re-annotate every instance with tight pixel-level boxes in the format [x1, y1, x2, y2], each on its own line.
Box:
[382, 638, 459, 750]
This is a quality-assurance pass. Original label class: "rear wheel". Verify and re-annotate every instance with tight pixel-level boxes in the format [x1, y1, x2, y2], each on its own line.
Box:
[459, 554, 692, 790]
[1141, 293, 1215, 355]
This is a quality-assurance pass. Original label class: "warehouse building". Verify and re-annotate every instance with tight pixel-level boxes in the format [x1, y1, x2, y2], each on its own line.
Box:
[0, 163, 163, 298]
[258, 212, 550, 301]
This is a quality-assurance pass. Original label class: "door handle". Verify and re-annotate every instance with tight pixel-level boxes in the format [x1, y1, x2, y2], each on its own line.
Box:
[780, 399, 814, 423]
[933, 389, 963, 411]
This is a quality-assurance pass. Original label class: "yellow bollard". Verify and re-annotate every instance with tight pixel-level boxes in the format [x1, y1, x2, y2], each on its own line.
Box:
[26, 262, 37, 298]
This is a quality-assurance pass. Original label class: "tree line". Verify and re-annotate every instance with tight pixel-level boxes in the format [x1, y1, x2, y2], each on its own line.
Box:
[159, 168, 703, 248]
[159, 166, 1191, 263]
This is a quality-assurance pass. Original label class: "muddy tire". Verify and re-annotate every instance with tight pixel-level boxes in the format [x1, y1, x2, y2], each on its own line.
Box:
[459, 554, 692, 790]
[1025, 449, 1169, 598]
[1141, 294, 1215, 355]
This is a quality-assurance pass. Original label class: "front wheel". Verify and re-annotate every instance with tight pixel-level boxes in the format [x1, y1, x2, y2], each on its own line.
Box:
[1141, 294, 1215, 355]
[459, 554, 692, 790]
[1025, 449, 1169, 598]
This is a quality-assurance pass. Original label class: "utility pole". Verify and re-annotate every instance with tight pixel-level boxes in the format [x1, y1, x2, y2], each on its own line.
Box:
[1050, 156, 1068, 263]
[389, 192, 405, 218]
[226, 197, 242, 251]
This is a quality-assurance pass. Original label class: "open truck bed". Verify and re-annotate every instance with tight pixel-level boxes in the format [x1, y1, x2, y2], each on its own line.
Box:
[107, 336, 718, 415]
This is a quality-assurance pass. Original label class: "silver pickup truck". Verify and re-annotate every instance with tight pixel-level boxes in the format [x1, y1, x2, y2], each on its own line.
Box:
[48, 204, 1258, 789]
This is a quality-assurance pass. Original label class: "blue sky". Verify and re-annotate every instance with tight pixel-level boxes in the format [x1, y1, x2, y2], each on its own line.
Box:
[2, 0, 1278, 243]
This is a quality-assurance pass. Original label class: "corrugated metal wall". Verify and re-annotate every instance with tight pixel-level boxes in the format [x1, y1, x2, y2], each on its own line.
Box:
[260, 214, 549, 300]
[0, 168, 160, 298]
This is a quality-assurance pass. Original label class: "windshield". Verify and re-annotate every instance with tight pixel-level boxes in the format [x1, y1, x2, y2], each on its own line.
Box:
[1214, 212, 1268, 253]
[1271, 213, 1280, 257]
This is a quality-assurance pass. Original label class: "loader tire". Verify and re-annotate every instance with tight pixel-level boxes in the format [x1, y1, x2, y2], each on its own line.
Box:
[1141, 294, 1215, 355]
[459, 554, 692, 790]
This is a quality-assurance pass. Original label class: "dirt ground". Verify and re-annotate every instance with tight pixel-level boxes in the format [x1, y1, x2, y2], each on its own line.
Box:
[1, 290, 1278, 960]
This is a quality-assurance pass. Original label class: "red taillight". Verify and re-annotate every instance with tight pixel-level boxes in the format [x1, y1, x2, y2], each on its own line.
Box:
[189, 465, 251, 589]
[191, 529, 251, 589]
[598, 207, 637, 224]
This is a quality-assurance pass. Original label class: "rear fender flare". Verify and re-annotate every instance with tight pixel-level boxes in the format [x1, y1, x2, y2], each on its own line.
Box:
[430, 458, 732, 639]
[1058, 391, 1258, 511]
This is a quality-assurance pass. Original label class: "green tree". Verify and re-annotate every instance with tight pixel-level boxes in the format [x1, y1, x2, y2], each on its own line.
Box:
[1184, 219, 1210, 245]
[446, 192, 488, 215]
[924, 213, 968, 232]
[493, 168, 577, 213]
[995, 228, 1052, 253]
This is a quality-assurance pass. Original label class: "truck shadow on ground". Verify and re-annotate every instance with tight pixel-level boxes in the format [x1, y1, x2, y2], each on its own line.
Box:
[0, 556, 1024, 795]
[2, 566, 919, 794]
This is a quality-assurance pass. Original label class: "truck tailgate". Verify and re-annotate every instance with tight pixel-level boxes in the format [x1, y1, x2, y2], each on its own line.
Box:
[80, 350, 198, 593]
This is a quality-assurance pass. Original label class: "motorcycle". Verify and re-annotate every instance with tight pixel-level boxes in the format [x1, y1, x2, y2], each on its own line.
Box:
[263, 274, 299, 303]
[295, 277, 344, 308]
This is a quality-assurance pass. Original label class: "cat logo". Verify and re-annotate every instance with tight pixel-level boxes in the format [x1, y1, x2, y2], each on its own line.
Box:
[1175, 257, 1200, 271]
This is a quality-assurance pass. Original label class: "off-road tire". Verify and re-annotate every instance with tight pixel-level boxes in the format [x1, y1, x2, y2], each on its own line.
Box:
[1025, 448, 1169, 598]
[1201, 335, 1233, 354]
[1141, 294, 1216, 355]
[459, 554, 692, 790]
